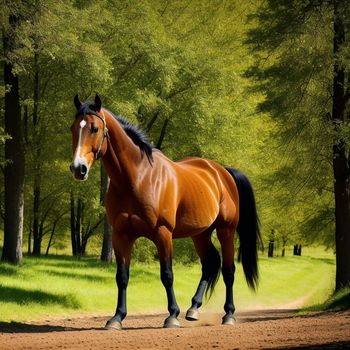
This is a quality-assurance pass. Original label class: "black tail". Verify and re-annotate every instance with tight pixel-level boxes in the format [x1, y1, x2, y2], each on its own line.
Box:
[225, 167, 261, 291]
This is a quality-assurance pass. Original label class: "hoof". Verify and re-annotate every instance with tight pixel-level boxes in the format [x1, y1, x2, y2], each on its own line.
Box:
[105, 319, 122, 330]
[222, 314, 236, 325]
[163, 316, 180, 328]
[185, 308, 200, 321]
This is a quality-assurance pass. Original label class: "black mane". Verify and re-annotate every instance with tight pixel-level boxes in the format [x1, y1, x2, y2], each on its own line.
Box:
[114, 114, 154, 164]
[76, 101, 154, 164]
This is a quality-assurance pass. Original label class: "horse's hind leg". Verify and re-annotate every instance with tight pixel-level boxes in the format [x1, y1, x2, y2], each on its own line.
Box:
[186, 230, 221, 321]
[217, 227, 236, 325]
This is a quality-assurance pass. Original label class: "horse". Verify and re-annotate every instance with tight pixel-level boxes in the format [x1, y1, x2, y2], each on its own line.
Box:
[70, 94, 261, 330]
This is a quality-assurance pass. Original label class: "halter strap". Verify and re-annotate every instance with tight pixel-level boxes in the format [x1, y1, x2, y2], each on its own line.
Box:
[94, 110, 108, 159]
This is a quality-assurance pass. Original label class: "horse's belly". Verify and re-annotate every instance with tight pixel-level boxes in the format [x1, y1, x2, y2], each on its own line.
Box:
[171, 197, 219, 238]
[172, 225, 211, 238]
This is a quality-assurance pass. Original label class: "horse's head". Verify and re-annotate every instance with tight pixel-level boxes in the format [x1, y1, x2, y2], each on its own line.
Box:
[70, 94, 108, 180]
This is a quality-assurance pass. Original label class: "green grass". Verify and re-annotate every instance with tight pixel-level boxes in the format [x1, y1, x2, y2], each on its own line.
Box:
[303, 287, 350, 312]
[322, 288, 350, 310]
[0, 247, 336, 323]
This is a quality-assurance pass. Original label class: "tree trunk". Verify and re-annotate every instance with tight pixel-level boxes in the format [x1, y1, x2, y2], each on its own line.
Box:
[146, 110, 160, 132]
[293, 244, 298, 256]
[281, 237, 287, 257]
[100, 164, 113, 262]
[70, 190, 77, 255]
[32, 48, 42, 256]
[293, 244, 302, 256]
[332, 0, 350, 290]
[156, 118, 169, 150]
[268, 229, 274, 258]
[33, 220, 44, 256]
[32, 232, 42, 255]
[28, 226, 32, 255]
[23, 104, 29, 145]
[101, 215, 113, 262]
[2, 14, 25, 264]
[45, 213, 64, 256]
[32, 173, 41, 255]
[297, 245, 302, 256]
[45, 223, 56, 256]
[81, 231, 89, 256]
[76, 199, 83, 255]
[268, 242, 274, 257]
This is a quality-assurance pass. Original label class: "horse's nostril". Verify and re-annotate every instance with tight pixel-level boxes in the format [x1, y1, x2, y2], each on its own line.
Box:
[69, 164, 73, 173]
[80, 164, 87, 176]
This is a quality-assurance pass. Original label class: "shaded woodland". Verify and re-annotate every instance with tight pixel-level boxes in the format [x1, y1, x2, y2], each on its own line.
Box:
[1, 0, 350, 291]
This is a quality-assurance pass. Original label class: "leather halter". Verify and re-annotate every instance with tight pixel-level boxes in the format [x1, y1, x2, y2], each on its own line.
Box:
[78, 110, 107, 160]
[94, 112, 108, 159]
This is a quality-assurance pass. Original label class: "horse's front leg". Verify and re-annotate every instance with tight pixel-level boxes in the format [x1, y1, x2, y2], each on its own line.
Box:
[105, 233, 134, 330]
[154, 226, 180, 328]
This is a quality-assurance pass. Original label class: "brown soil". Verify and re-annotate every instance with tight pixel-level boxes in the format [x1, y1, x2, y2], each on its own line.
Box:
[1, 310, 350, 349]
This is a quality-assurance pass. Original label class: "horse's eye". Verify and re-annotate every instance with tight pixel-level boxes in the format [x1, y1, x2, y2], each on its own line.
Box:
[91, 126, 99, 134]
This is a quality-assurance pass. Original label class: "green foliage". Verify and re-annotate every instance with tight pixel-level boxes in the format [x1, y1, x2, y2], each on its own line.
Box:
[173, 238, 199, 264]
[2, 0, 345, 264]
[0, 127, 10, 166]
[1, 0, 275, 259]
[131, 237, 157, 263]
[245, 0, 350, 248]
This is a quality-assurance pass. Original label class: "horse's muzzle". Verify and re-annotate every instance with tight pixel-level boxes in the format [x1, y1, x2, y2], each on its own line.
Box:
[70, 160, 88, 180]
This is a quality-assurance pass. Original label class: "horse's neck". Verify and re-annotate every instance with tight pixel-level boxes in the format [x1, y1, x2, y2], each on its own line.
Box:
[102, 110, 140, 187]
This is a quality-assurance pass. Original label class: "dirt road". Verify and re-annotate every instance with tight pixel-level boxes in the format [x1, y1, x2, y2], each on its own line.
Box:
[1, 309, 349, 349]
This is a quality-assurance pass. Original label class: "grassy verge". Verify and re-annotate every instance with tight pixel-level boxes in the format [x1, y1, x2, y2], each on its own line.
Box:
[303, 287, 350, 312]
[0, 248, 335, 323]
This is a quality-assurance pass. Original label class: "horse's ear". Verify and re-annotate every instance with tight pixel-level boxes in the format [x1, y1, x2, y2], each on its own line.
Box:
[74, 94, 82, 110]
[95, 94, 102, 112]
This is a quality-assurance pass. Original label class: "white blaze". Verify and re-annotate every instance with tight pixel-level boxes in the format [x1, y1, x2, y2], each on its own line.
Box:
[73, 119, 87, 168]
[80, 119, 87, 128]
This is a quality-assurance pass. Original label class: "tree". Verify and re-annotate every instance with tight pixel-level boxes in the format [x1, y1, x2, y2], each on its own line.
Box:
[268, 229, 275, 258]
[332, 0, 350, 290]
[1, 8, 25, 264]
[0, 1, 274, 261]
[70, 165, 104, 256]
[100, 164, 113, 262]
[246, 0, 350, 289]
[9, 0, 114, 256]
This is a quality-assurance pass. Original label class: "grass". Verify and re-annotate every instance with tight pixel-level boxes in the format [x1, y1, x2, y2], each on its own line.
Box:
[0, 247, 336, 323]
[322, 288, 350, 310]
[303, 287, 350, 312]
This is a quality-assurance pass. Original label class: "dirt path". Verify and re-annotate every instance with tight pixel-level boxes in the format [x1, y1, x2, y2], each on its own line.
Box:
[1, 310, 349, 349]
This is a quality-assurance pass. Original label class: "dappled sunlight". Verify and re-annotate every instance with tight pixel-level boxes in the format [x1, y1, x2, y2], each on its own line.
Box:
[0, 250, 336, 323]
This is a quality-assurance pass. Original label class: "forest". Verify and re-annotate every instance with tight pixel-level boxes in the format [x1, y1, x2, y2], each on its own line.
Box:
[1, 0, 350, 293]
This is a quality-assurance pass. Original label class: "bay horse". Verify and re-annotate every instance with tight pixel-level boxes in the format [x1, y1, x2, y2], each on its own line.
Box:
[70, 94, 260, 330]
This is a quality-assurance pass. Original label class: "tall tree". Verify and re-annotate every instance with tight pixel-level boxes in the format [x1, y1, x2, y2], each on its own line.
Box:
[2, 11, 25, 264]
[332, 0, 350, 290]
[246, 0, 350, 289]
[16, 0, 113, 256]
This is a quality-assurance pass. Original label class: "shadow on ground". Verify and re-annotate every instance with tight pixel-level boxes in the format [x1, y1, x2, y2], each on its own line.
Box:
[0, 309, 302, 334]
[0, 286, 80, 309]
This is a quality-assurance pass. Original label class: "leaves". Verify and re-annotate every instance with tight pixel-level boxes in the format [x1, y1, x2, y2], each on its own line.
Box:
[3, 0, 334, 257]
